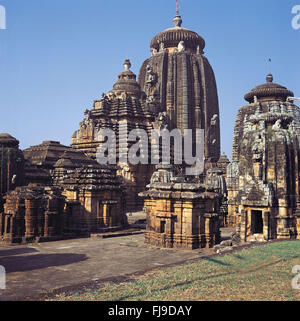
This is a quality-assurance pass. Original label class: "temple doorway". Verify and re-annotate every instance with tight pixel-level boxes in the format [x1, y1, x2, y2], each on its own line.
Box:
[160, 221, 166, 233]
[251, 210, 263, 234]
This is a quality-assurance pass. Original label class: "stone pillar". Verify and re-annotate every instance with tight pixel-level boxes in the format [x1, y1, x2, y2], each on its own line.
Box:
[296, 214, 300, 240]
[0, 212, 4, 236]
[263, 211, 270, 240]
[239, 209, 247, 242]
[25, 199, 38, 239]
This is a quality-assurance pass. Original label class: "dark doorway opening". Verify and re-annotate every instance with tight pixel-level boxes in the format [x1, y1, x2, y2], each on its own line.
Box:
[160, 221, 166, 233]
[251, 210, 263, 234]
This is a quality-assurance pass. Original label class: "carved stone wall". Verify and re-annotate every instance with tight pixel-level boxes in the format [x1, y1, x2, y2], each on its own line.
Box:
[138, 13, 221, 167]
[228, 74, 300, 241]
[0, 185, 65, 244]
[140, 165, 220, 249]
[52, 157, 127, 234]
[71, 60, 155, 211]
[0, 134, 25, 204]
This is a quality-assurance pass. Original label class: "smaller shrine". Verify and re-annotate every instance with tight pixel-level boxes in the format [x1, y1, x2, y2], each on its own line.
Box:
[227, 74, 300, 241]
[0, 185, 65, 244]
[52, 153, 127, 234]
[140, 165, 220, 249]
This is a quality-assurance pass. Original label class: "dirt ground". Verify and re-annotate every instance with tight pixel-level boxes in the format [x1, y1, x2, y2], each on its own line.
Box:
[0, 229, 234, 301]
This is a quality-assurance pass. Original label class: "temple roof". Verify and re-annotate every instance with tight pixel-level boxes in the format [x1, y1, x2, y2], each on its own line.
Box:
[23, 141, 96, 169]
[111, 59, 142, 97]
[150, 14, 205, 52]
[0, 133, 19, 147]
[244, 74, 294, 103]
[54, 152, 77, 169]
[52, 163, 122, 191]
[218, 153, 230, 165]
[24, 159, 51, 185]
[91, 59, 152, 120]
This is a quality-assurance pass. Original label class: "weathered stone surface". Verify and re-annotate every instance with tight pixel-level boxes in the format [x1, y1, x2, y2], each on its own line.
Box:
[0, 185, 65, 244]
[52, 155, 127, 234]
[140, 165, 221, 249]
[23, 141, 95, 170]
[0, 133, 25, 201]
[71, 60, 155, 211]
[0, 136, 127, 243]
[227, 74, 300, 242]
[138, 13, 220, 168]
[1, 12, 223, 246]
[204, 168, 228, 227]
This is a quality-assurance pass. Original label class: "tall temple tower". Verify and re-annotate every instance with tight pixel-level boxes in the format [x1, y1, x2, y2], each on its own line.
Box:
[138, 10, 221, 166]
[72, 7, 222, 210]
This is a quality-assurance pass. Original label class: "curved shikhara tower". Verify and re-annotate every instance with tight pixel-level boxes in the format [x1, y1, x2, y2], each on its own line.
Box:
[138, 12, 221, 165]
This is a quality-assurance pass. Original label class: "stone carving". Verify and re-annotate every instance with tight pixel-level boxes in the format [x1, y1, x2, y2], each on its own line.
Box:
[159, 42, 165, 52]
[153, 112, 169, 131]
[211, 114, 218, 126]
[146, 64, 157, 84]
[84, 109, 91, 120]
[151, 48, 158, 56]
[259, 120, 265, 129]
[178, 41, 185, 52]
[145, 64, 160, 107]
[272, 119, 281, 130]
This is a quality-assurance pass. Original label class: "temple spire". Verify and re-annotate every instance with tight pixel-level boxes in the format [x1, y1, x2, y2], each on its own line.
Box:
[176, 0, 179, 15]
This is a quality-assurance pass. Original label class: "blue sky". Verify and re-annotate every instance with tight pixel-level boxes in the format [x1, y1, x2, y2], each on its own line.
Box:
[0, 0, 299, 160]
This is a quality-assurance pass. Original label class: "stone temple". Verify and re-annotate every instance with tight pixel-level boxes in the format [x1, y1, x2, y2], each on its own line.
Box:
[1, 7, 299, 248]
[227, 74, 300, 241]
[71, 11, 221, 212]
[138, 12, 221, 168]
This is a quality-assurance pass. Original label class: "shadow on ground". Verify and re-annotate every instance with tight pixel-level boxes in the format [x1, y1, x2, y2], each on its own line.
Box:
[0, 253, 88, 273]
[0, 248, 39, 257]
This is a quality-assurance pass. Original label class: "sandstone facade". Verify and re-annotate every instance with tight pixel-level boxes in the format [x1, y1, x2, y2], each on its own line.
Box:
[0, 185, 65, 244]
[0, 134, 25, 206]
[71, 12, 221, 212]
[52, 153, 126, 234]
[0, 139, 127, 243]
[227, 74, 300, 241]
[71, 60, 155, 210]
[138, 13, 221, 168]
[140, 165, 220, 249]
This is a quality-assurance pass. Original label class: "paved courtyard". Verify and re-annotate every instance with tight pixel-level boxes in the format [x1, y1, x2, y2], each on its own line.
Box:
[0, 231, 231, 301]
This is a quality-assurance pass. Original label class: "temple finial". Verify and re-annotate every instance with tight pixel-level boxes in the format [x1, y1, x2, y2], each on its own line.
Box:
[173, 0, 182, 27]
[123, 58, 131, 71]
[266, 73, 273, 83]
